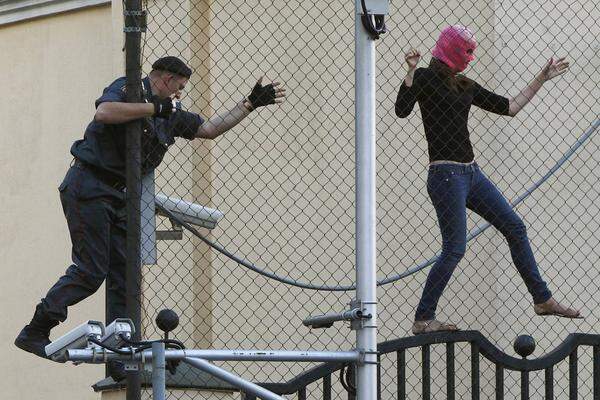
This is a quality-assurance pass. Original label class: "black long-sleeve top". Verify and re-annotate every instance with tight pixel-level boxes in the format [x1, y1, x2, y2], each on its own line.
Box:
[395, 67, 510, 163]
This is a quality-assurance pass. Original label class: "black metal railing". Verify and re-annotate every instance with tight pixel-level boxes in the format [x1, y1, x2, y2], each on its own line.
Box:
[245, 331, 600, 400]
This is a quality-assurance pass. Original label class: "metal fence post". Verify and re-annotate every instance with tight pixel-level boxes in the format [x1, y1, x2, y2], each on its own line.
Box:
[355, 1, 387, 399]
[124, 0, 143, 397]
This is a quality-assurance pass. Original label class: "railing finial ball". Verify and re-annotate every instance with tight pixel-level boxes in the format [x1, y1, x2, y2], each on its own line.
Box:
[514, 335, 536, 358]
[156, 308, 179, 334]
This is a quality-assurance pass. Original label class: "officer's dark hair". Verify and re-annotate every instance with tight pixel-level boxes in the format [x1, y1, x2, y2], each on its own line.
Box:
[151, 56, 192, 79]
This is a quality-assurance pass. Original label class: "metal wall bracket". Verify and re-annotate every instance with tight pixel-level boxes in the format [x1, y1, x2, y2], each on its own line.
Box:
[356, 350, 379, 365]
[303, 307, 366, 329]
[156, 218, 183, 240]
[349, 299, 374, 330]
[123, 9, 147, 33]
[124, 362, 140, 371]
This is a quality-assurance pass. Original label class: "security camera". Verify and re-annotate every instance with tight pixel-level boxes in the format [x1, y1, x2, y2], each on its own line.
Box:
[101, 318, 135, 349]
[155, 193, 224, 230]
[361, 0, 389, 14]
[45, 321, 105, 362]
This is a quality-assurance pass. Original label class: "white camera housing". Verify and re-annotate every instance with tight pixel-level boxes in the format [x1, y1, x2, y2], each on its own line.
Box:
[45, 320, 104, 362]
[101, 318, 135, 349]
[362, 0, 389, 14]
[155, 193, 224, 230]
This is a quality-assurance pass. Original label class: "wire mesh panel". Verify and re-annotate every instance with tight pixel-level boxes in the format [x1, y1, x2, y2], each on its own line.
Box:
[133, 0, 599, 398]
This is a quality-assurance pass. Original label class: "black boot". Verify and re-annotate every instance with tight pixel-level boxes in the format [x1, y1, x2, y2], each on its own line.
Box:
[14, 304, 59, 359]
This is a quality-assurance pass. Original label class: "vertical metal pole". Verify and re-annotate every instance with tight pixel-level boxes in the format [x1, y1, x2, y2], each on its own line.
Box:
[521, 371, 529, 400]
[298, 387, 307, 400]
[152, 342, 166, 400]
[471, 343, 480, 400]
[354, 2, 381, 400]
[545, 366, 554, 400]
[422, 345, 431, 400]
[376, 354, 381, 400]
[397, 350, 406, 400]
[124, 0, 143, 397]
[496, 365, 504, 400]
[141, 172, 157, 265]
[569, 349, 578, 400]
[447, 342, 455, 400]
[594, 346, 600, 400]
[323, 374, 332, 400]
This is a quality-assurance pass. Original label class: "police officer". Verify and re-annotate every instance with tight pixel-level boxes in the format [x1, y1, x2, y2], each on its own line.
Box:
[14, 56, 286, 368]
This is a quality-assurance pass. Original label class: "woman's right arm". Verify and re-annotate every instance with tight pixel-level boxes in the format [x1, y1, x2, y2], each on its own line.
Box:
[507, 57, 569, 117]
[395, 49, 422, 118]
[403, 68, 417, 87]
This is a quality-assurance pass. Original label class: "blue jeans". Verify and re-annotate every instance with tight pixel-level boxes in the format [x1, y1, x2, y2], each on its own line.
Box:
[415, 162, 552, 321]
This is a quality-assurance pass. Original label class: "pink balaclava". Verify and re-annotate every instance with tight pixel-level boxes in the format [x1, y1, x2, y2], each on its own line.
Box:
[431, 25, 477, 72]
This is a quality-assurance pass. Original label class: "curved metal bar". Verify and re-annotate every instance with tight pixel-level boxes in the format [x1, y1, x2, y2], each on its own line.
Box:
[379, 331, 600, 372]
[256, 331, 600, 395]
[378, 118, 600, 285]
[165, 119, 599, 291]
[258, 362, 347, 395]
[183, 357, 286, 400]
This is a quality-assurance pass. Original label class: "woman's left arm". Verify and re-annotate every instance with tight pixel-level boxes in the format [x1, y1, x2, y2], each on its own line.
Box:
[508, 57, 569, 117]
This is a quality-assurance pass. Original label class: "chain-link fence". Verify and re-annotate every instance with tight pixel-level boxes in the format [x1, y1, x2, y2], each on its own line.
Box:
[133, 0, 599, 398]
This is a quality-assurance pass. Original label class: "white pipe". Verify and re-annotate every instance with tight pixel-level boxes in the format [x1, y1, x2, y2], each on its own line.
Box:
[354, 1, 380, 400]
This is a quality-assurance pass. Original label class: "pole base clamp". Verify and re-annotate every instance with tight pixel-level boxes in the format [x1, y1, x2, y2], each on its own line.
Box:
[124, 10, 147, 33]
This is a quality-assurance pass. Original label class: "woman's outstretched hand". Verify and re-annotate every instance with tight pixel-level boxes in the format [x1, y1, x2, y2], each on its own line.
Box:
[405, 48, 421, 70]
[539, 57, 569, 82]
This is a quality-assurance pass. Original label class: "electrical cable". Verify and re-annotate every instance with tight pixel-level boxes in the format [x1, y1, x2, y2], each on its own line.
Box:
[88, 336, 184, 356]
[339, 363, 356, 395]
[119, 333, 185, 350]
[89, 337, 136, 355]
[158, 119, 598, 291]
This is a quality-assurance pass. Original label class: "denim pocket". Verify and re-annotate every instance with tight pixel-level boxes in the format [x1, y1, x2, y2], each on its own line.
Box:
[428, 168, 455, 183]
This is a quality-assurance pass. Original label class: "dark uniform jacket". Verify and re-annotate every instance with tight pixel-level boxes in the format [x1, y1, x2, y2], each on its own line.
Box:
[66, 76, 203, 199]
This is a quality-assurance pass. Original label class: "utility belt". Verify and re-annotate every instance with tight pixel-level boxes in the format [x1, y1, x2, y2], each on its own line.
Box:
[73, 158, 126, 192]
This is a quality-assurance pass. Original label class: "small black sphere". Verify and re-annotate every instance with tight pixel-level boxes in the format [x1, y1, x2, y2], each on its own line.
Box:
[514, 335, 536, 358]
[156, 309, 179, 333]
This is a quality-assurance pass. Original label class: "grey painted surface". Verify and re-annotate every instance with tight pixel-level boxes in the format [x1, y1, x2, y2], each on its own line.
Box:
[0, 0, 109, 25]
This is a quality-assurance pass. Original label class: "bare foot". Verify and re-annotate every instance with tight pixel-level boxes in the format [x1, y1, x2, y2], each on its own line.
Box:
[412, 319, 459, 335]
[534, 298, 583, 319]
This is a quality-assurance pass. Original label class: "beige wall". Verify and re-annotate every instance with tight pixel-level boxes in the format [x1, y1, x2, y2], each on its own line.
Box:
[199, 0, 504, 383]
[490, 0, 600, 350]
[1, 0, 598, 398]
[0, 4, 121, 400]
[190, 0, 598, 394]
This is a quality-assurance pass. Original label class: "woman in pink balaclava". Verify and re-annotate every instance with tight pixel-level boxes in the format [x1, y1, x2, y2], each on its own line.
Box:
[395, 25, 581, 334]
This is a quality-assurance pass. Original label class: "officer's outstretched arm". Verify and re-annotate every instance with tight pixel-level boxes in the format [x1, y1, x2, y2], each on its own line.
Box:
[96, 96, 178, 124]
[195, 100, 252, 139]
[195, 77, 286, 140]
[95, 102, 155, 124]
